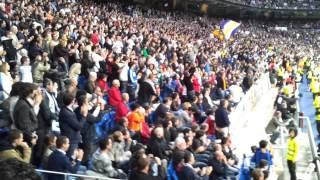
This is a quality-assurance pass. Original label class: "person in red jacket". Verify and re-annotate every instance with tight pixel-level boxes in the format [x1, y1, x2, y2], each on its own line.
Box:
[96, 73, 109, 94]
[108, 79, 122, 107]
[90, 29, 100, 46]
[115, 93, 130, 122]
[192, 74, 201, 94]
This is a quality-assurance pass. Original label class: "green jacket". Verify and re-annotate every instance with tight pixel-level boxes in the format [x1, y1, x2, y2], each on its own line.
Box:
[0, 146, 31, 163]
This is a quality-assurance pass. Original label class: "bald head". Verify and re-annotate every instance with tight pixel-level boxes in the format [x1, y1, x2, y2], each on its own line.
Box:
[112, 79, 120, 88]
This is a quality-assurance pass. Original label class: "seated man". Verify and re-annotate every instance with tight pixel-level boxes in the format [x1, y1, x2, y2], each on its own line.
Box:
[90, 137, 127, 179]
[0, 129, 33, 163]
[210, 151, 239, 180]
[176, 151, 212, 180]
[46, 136, 84, 180]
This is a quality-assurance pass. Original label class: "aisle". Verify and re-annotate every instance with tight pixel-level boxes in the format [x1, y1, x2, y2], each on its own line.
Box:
[294, 75, 318, 180]
[298, 76, 317, 139]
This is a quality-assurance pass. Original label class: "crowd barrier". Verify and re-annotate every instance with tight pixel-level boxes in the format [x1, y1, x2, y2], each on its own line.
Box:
[36, 169, 122, 180]
[229, 72, 272, 135]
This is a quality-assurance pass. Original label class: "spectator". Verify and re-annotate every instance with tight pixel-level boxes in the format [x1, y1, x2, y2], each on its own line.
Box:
[154, 97, 172, 123]
[115, 93, 130, 123]
[128, 154, 164, 180]
[90, 137, 127, 179]
[176, 150, 212, 180]
[127, 104, 145, 132]
[58, 92, 87, 157]
[138, 73, 157, 106]
[112, 130, 132, 168]
[0, 158, 40, 180]
[128, 61, 138, 101]
[251, 140, 273, 169]
[209, 151, 239, 180]
[251, 168, 264, 180]
[0, 81, 24, 129]
[76, 94, 100, 166]
[46, 136, 84, 180]
[19, 56, 33, 83]
[178, 102, 193, 128]
[0, 62, 13, 100]
[228, 80, 244, 104]
[96, 73, 109, 94]
[84, 72, 97, 94]
[14, 83, 42, 145]
[32, 53, 50, 84]
[242, 71, 253, 92]
[0, 129, 32, 163]
[108, 79, 122, 107]
[214, 100, 230, 137]
[42, 134, 57, 169]
[147, 127, 170, 160]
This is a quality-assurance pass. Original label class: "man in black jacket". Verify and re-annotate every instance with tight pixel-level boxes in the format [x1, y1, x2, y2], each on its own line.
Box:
[59, 92, 87, 158]
[14, 83, 42, 146]
[46, 136, 84, 180]
[209, 151, 238, 180]
[76, 94, 101, 166]
[32, 78, 59, 167]
[177, 151, 212, 180]
[137, 74, 157, 106]
[214, 100, 230, 137]
[129, 155, 164, 180]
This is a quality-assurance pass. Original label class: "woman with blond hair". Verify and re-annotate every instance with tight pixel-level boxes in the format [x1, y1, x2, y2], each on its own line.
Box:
[0, 62, 13, 100]
[68, 63, 81, 80]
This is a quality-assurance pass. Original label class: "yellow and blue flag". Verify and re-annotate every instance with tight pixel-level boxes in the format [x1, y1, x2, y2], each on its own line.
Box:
[220, 20, 241, 40]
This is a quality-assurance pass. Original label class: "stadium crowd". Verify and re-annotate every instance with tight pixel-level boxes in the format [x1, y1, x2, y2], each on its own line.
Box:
[0, 0, 316, 180]
[231, 0, 316, 9]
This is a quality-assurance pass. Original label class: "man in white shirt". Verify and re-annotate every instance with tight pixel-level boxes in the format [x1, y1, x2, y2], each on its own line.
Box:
[112, 36, 124, 54]
[228, 81, 244, 104]
[118, 59, 129, 93]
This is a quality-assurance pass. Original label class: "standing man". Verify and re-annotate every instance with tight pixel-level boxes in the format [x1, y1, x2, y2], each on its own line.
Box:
[287, 128, 299, 180]
[215, 100, 230, 138]
[59, 92, 87, 158]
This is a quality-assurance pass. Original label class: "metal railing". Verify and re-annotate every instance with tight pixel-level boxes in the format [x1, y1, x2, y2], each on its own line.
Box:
[35, 169, 122, 180]
[300, 116, 320, 180]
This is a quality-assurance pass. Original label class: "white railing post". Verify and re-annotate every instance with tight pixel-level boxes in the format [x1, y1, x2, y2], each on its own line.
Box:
[300, 116, 320, 180]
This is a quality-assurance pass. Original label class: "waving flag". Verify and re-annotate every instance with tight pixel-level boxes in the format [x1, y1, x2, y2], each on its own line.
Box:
[220, 20, 241, 40]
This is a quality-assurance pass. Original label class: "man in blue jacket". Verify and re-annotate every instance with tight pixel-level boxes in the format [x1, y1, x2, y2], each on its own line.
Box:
[215, 100, 230, 137]
[46, 136, 84, 180]
[59, 92, 87, 157]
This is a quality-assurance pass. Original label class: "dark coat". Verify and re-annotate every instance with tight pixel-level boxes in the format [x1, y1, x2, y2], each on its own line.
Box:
[147, 137, 169, 160]
[214, 107, 230, 129]
[52, 44, 69, 63]
[137, 80, 157, 105]
[46, 150, 81, 180]
[13, 99, 38, 138]
[177, 165, 208, 180]
[75, 107, 100, 143]
[209, 158, 227, 179]
[58, 106, 85, 144]
[128, 170, 163, 180]
[38, 93, 58, 134]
